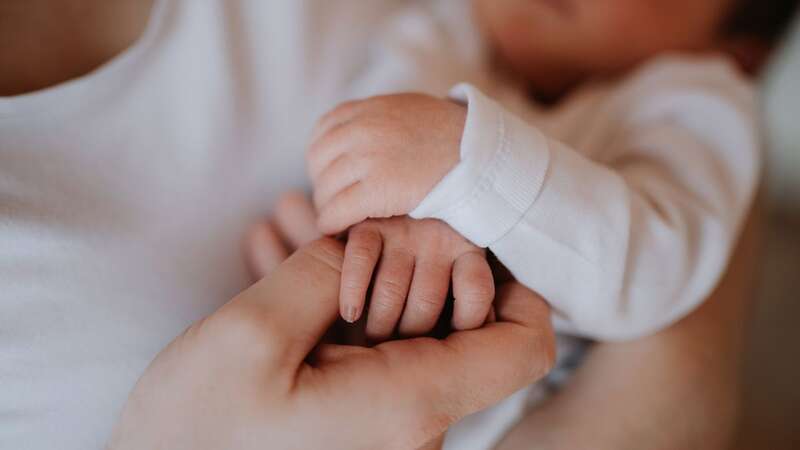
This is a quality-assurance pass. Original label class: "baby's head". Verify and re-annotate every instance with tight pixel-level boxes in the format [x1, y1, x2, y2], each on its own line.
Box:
[474, 0, 799, 96]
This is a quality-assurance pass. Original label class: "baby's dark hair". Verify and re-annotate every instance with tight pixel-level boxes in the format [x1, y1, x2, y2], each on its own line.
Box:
[725, 0, 800, 43]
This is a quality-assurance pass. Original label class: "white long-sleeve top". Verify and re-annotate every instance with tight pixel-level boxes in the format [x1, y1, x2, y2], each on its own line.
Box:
[0, 0, 760, 449]
[412, 56, 761, 341]
[0, 1, 498, 450]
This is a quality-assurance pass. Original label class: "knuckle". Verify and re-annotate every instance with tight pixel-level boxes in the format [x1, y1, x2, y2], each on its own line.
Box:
[357, 151, 380, 172]
[347, 120, 384, 144]
[346, 247, 378, 271]
[346, 232, 381, 267]
[316, 122, 350, 148]
[375, 277, 408, 307]
[385, 246, 413, 262]
[350, 224, 382, 246]
[410, 292, 445, 315]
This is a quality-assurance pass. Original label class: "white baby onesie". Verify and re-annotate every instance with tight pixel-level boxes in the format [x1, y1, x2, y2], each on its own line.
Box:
[0, 1, 759, 450]
[412, 55, 761, 341]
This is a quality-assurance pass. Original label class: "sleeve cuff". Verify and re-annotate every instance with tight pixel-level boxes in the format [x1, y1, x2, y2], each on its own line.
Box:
[410, 83, 550, 247]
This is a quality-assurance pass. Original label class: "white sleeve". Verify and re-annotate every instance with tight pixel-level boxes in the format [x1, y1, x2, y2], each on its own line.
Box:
[411, 83, 761, 341]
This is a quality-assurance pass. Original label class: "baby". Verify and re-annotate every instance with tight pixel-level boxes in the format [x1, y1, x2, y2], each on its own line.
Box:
[307, 0, 798, 342]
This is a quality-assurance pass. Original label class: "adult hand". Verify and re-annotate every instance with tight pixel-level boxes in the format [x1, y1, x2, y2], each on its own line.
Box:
[109, 238, 555, 450]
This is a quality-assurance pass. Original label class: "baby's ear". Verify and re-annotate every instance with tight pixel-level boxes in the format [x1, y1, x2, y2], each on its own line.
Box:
[718, 35, 772, 75]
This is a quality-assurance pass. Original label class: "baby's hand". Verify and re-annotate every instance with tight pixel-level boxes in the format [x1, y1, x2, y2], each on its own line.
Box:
[307, 94, 466, 235]
[246, 191, 321, 279]
[340, 216, 494, 342]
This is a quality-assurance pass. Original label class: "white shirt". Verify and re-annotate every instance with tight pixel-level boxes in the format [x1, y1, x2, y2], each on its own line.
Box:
[0, 1, 492, 449]
[0, 1, 760, 450]
[413, 56, 761, 341]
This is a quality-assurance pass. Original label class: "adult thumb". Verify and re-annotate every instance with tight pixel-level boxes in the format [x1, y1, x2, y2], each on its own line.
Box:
[233, 238, 345, 368]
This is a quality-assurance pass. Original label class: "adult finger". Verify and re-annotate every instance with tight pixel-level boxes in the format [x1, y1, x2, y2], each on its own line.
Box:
[386, 283, 554, 421]
[230, 238, 345, 369]
[451, 251, 495, 330]
[397, 257, 451, 336]
[245, 221, 289, 280]
[274, 191, 322, 249]
[340, 224, 383, 323]
[365, 247, 414, 342]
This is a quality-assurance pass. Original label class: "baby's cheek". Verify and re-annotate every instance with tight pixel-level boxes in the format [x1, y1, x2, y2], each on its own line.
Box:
[475, 3, 525, 51]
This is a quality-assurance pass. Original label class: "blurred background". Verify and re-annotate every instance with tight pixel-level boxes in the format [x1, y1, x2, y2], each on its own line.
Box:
[736, 16, 800, 450]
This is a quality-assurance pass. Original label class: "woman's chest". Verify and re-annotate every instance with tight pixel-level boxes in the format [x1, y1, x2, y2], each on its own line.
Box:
[0, 72, 313, 447]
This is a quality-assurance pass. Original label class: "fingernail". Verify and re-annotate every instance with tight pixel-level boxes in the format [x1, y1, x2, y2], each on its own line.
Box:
[344, 306, 359, 323]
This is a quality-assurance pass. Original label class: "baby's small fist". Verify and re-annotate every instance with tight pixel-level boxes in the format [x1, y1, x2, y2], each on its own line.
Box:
[338, 217, 494, 342]
[307, 94, 466, 235]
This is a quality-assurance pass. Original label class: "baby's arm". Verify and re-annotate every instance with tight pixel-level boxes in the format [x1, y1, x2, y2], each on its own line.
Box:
[339, 216, 493, 341]
[308, 78, 760, 341]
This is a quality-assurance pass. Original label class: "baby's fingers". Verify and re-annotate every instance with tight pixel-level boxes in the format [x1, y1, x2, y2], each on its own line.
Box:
[274, 191, 321, 249]
[246, 222, 289, 280]
[312, 154, 368, 211]
[307, 101, 368, 181]
[452, 251, 495, 331]
[340, 225, 383, 323]
[398, 258, 451, 337]
[366, 247, 414, 342]
[317, 183, 377, 235]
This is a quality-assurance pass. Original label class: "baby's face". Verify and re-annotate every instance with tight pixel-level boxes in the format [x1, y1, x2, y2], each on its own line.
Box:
[474, 0, 734, 94]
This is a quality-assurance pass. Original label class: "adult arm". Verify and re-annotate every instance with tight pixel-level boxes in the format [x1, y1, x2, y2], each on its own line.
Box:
[495, 205, 761, 450]
[109, 238, 556, 450]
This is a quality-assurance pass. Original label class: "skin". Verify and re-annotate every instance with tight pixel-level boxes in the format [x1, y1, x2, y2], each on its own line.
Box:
[250, 197, 495, 341]
[308, 94, 467, 234]
[308, 0, 755, 224]
[109, 238, 556, 450]
[340, 218, 493, 339]
[473, 0, 738, 98]
[308, 0, 765, 359]
[2, 1, 761, 448]
[495, 202, 761, 450]
[255, 195, 760, 450]
[0, 0, 153, 96]
[308, 94, 465, 235]
[307, 97, 497, 340]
